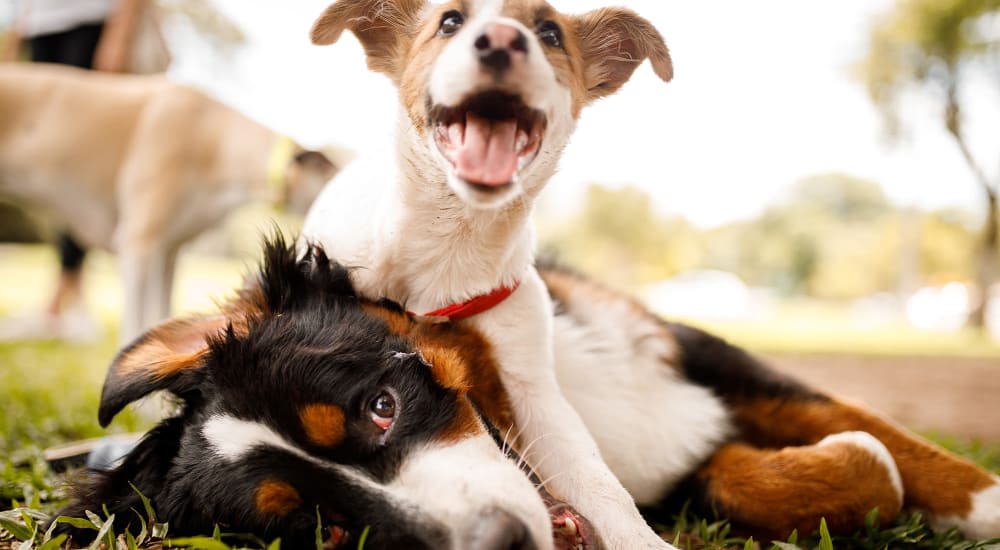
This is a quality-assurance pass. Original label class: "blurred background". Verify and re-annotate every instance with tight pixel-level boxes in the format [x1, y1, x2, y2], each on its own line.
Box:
[0, 0, 999, 505]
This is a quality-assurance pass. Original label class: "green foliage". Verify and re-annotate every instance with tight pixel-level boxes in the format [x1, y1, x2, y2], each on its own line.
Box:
[539, 184, 702, 291]
[542, 177, 995, 301]
[858, 0, 1000, 135]
[703, 173, 900, 298]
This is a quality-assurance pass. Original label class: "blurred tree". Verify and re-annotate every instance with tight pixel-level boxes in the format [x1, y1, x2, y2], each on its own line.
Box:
[703, 173, 897, 299]
[538, 184, 701, 291]
[858, 0, 1000, 326]
[920, 208, 979, 282]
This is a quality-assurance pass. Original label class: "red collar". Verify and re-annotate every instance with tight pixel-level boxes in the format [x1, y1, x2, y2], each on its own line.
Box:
[411, 280, 521, 322]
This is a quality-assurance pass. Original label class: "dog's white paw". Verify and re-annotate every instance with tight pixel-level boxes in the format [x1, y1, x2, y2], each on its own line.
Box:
[931, 477, 1000, 540]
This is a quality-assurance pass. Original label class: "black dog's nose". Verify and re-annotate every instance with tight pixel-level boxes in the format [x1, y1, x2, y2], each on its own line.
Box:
[465, 509, 536, 550]
[475, 23, 527, 74]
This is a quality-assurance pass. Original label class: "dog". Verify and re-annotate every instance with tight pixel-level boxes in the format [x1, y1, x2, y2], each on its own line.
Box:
[300, 0, 676, 546]
[54, 237, 597, 550]
[0, 62, 339, 344]
[54, 238, 1000, 549]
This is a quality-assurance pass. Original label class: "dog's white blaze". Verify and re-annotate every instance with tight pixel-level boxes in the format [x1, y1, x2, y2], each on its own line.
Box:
[390, 433, 554, 550]
[426, 6, 578, 209]
[817, 431, 904, 505]
[203, 414, 313, 463]
[201, 415, 555, 548]
[549, 295, 732, 504]
[470, 0, 504, 18]
[929, 478, 1000, 540]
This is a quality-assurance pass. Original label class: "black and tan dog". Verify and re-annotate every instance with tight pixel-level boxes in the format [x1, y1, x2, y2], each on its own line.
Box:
[54, 237, 999, 549]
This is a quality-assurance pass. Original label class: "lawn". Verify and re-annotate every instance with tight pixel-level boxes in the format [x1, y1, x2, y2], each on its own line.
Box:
[1, 243, 999, 549]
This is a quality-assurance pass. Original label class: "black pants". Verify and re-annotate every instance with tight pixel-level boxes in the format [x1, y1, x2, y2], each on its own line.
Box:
[29, 22, 104, 68]
[29, 22, 105, 270]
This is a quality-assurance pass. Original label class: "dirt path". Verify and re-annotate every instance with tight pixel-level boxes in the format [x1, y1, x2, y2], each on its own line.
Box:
[764, 353, 1000, 441]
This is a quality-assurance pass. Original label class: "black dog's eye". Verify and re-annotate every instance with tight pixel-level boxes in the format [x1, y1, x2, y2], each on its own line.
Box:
[370, 392, 396, 430]
[537, 20, 562, 48]
[439, 10, 464, 36]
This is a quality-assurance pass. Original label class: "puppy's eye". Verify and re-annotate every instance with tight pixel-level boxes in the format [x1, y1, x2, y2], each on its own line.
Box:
[537, 20, 562, 48]
[439, 10, 464, 36]
[370, 392, 396, 430]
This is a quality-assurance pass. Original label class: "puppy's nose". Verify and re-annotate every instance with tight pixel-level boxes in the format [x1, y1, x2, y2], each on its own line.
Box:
[465, 509, 536, 550]
[475, 23, 528, 74]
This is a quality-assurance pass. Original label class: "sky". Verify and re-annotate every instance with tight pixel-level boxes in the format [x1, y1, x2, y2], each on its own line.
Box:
[7, 0, 999, 227]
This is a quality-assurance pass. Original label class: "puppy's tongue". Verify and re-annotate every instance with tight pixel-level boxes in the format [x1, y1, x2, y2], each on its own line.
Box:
[456, 114, 518, 186]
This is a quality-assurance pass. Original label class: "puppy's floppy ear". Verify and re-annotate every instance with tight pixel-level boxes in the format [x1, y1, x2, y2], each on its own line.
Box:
[310, 0, 427, 78]
[99, 315, 227, 427]
[573, 7, 673, 102]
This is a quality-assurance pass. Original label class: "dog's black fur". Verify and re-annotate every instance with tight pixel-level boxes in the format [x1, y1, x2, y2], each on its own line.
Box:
[52, 237, 486, 549]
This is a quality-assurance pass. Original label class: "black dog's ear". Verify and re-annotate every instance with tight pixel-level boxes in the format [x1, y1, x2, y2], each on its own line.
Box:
[99, 315, 227, 427]
[572, 7, 672, 102]
[310, 0, 427, 80]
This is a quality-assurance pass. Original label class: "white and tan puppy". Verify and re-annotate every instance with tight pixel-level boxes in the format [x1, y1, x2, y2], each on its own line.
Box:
[301, 0, 673, 547]
[0, 62, 338, 344]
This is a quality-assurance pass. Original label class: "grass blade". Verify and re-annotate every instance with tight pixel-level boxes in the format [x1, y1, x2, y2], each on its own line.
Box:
[818, 518, 834, 550]
[130, 482, 157, 525]
[314, 507, 323, 550]
[38, 534, 68, 550]
[357, 526, 371, 550]
[0, 514, 34, 541]
[164, 536, 233, 549]
[55, 515, 99, 530]
[88, 513, 115, 550]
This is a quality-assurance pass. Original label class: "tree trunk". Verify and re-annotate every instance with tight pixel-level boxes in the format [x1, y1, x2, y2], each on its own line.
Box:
[970, 189, 999, 328]
[945, 94, 999, 329]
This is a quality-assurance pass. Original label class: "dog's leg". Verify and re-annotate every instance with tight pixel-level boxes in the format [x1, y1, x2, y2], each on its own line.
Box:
[671, 323, 1000, 540]
[118, 240, 177, 346]
[727, 396, 1000, 539]
[119, 247, 148, 346]
[485, 271, 674, 549]
[692, 432, 903, 540]
[146, 245, 178, 331]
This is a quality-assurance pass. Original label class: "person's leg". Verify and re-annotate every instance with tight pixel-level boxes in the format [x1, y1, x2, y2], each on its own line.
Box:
[54, 22, 105, 68]
[45, 233, 87, 316]
[28, 23, 104, 67]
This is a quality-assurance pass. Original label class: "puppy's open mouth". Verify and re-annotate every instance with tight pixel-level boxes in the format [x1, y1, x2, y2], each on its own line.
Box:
[431, 91, 546, 189]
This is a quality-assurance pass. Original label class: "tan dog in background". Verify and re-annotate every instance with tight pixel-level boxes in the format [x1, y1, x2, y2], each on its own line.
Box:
[0, 62, 338, 344]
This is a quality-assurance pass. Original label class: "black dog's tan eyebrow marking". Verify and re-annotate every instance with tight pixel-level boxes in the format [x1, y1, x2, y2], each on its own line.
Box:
[299, 403, 347, 448]
[255, 479, 302, 517]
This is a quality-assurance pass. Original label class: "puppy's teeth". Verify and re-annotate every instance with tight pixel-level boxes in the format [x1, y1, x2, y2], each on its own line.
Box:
[449, 123, 463, 145]
[560, 517, 577, 536]
[515, 130, 528, 152]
